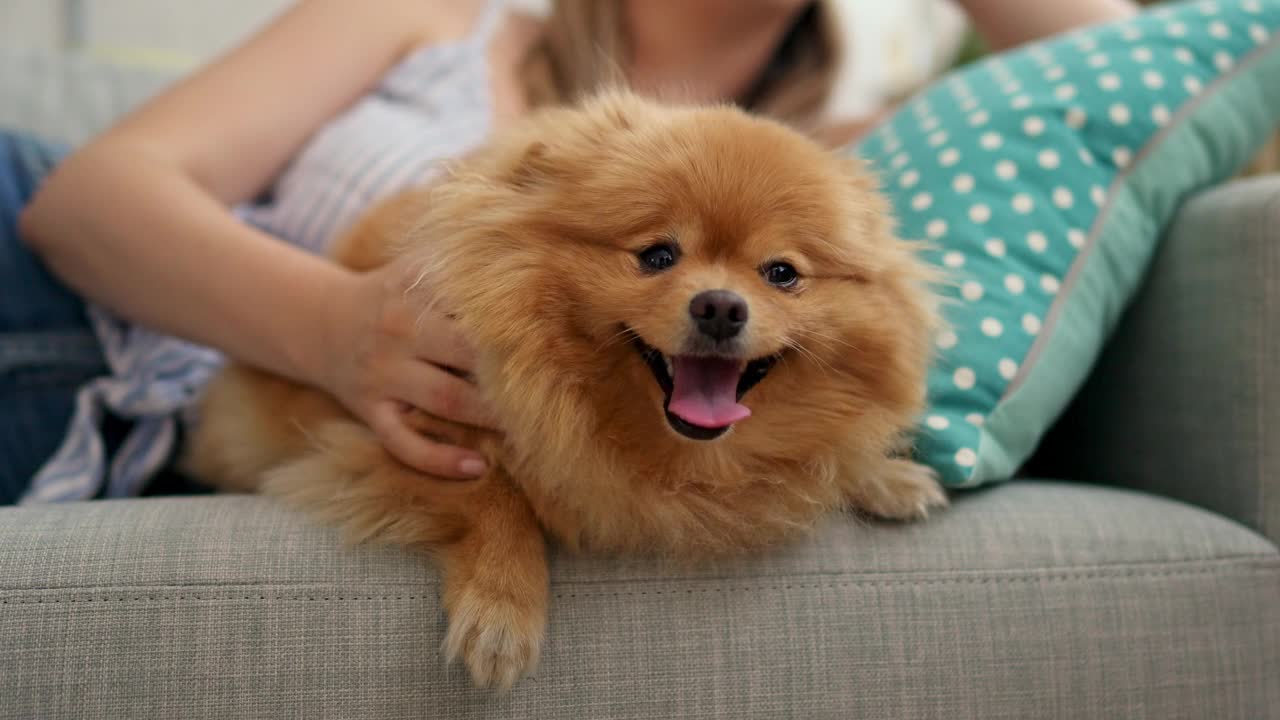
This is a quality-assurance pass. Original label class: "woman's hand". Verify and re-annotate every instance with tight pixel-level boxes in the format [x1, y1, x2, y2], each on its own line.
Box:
[319, 258, 495, 479]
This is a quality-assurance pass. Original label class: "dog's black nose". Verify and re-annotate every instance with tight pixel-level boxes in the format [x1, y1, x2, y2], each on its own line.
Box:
[689, 290, 748, 341]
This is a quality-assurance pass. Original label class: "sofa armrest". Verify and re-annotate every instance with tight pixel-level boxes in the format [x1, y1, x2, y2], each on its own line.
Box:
[1035, 176, 1280, 546]
[0, 49, 178, 147]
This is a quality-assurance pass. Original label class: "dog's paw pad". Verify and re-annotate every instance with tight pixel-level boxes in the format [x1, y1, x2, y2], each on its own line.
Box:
[444, 588, 544, 691]
[860, 460, 949, 521]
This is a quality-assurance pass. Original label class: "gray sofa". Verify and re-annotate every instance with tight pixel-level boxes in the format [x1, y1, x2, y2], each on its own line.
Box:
[1, 51, 1277, 719]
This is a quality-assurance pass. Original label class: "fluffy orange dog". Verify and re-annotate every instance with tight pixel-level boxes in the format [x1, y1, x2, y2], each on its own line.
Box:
[186, 90, 945, 690]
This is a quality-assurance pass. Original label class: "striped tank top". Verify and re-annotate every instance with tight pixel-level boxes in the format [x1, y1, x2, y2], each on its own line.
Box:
[21, 0, 508, 503]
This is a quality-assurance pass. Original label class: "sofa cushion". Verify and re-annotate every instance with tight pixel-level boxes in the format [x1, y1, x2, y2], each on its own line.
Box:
[853, 0, 1280, 488]
[2, 486, 1276, 719]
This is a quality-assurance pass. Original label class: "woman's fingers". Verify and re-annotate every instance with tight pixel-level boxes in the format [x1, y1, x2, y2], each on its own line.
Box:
[411, 310, 476, 375]
[369, 401, 488, 479]
[394, 359, 498, 430]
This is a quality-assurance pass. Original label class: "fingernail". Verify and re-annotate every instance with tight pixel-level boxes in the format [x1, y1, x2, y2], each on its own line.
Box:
[458, 458, 487, 476]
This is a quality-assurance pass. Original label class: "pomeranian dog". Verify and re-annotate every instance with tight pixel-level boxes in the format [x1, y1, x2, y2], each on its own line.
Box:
[185, 90, 945, 690]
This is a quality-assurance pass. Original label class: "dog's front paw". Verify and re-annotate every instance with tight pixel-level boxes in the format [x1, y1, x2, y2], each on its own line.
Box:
[854, 458, 948, 521]
[444, 584, 546, 691]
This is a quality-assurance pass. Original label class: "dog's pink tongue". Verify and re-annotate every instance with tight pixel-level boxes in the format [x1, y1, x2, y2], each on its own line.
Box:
[667, 356, 750, 429]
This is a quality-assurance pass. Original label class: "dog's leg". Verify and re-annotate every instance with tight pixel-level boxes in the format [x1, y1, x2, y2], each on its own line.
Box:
[843, 456, 948, 521]
[439, 479, 549, 691]
[262, 421, 548, 690]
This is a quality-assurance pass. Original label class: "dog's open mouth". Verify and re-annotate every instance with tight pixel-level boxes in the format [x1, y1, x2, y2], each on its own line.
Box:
[630, 333, 780, 441]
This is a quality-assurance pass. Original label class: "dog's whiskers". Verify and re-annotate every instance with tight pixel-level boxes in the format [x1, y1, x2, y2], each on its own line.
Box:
[797, 328, 861, 354]
[782, 337, 835, 376]
[597, 326, 640, 354]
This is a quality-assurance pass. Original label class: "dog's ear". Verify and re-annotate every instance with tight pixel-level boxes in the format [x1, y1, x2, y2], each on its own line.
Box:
[505, 141, 559, 190]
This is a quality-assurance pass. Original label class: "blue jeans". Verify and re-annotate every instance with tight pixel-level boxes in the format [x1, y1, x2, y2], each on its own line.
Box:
[0, 130, 110, 504]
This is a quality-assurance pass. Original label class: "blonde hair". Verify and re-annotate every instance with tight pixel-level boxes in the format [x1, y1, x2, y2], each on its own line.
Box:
[518, 1, 843, 134]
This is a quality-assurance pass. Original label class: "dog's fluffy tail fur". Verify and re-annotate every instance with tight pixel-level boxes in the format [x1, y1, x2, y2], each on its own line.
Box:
[261, 420, 471, 548]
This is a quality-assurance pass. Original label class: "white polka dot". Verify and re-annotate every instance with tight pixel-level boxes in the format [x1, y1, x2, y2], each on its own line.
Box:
[1076, 35, 1099, 52]
[965, 413, 985, 427]
[1110, 103, 1132, 125]
[953, 173, 976, 194]
[1122, 25, 1144, 41]
[899, 169, 920, 189]
[936, 330, 958, 349]
[1041, 274, 1061, 294]
[1053, 187, 1074, 209]
[1132, 46, 1153, 63]
[1045, 66, 1067, 81]
[926, 415, 951, 430]
[926, 219, 948, 238]
[1209, 20, 1230, 38]
[1112, 147, 1133, 168]
[1244, 0, 1262, 12]
[981, 318, 1004, 337]
[1068, 229, 1086, 249]
[980, 132, 1004, 150]
[929, 130, 949, 147]
[1012, 194, 1034, 214]
[1175, 47, 1195, 64]
[891, 152, 911, 169]
[955, 448, 977, 467]
[1214, 51, 1234, 71]
[970, 204, 992, 223]
[943, 251, 966, 268]
[998, 358, 1019, 381]
[1099, 73, 1122, 91]
[960, 97, 980, 112]
[961, 281, 984, 301]
[996, 160, 1018, 180]
[1005, 274, 1026, 294]
[1079, 148, 1095, 166]
[985, 238, 1007, 257]
[939, 148, 961, 167]
[969, 110, 990, 127]
[912, 192, 933, 210]
[1022, 313, 1042, 334]
[1199, 0, 1219, 14]
[1185, 76, 1203, 95]
[1002, 81, 1022, 95]
[921, 116, 941, 132]
[1027, 231, 1049, 253]
[1038, 149, 1061, 169]
[1152, 104, 1172, 125]
[1065, 107, 1088, 129]
[1142, 70, 1165, 89]
[1088, 52, 1110, 68]
[1023, 116, 1045, 136]
[1091, 185, 1107, 206]
[1167, 21, 1188, 37]
[1055, 84, 1078, 101]
[1011, 95, 1033, 110]
[953, 368, 977, 390]
[1250, 24, 1270, 44]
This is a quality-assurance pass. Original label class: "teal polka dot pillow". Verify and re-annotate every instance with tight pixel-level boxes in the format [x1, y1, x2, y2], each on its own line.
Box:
[853, 0, 1280, 488]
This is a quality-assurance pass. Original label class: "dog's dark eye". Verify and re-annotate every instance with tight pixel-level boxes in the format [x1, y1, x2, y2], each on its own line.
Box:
[762, 261, 800, 289]
[638, 243, 679, 272]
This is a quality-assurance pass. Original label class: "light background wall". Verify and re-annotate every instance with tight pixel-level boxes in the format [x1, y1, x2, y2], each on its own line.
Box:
[0, 0, 967, 117]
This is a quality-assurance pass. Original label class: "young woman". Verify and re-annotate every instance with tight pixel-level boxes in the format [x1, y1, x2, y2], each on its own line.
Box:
[1, 0, 1136, 504]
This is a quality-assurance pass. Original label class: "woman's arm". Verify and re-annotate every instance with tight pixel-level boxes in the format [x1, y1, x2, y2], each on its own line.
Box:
[20, 0, 495, 478]
[955, 0, 1139, 50]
